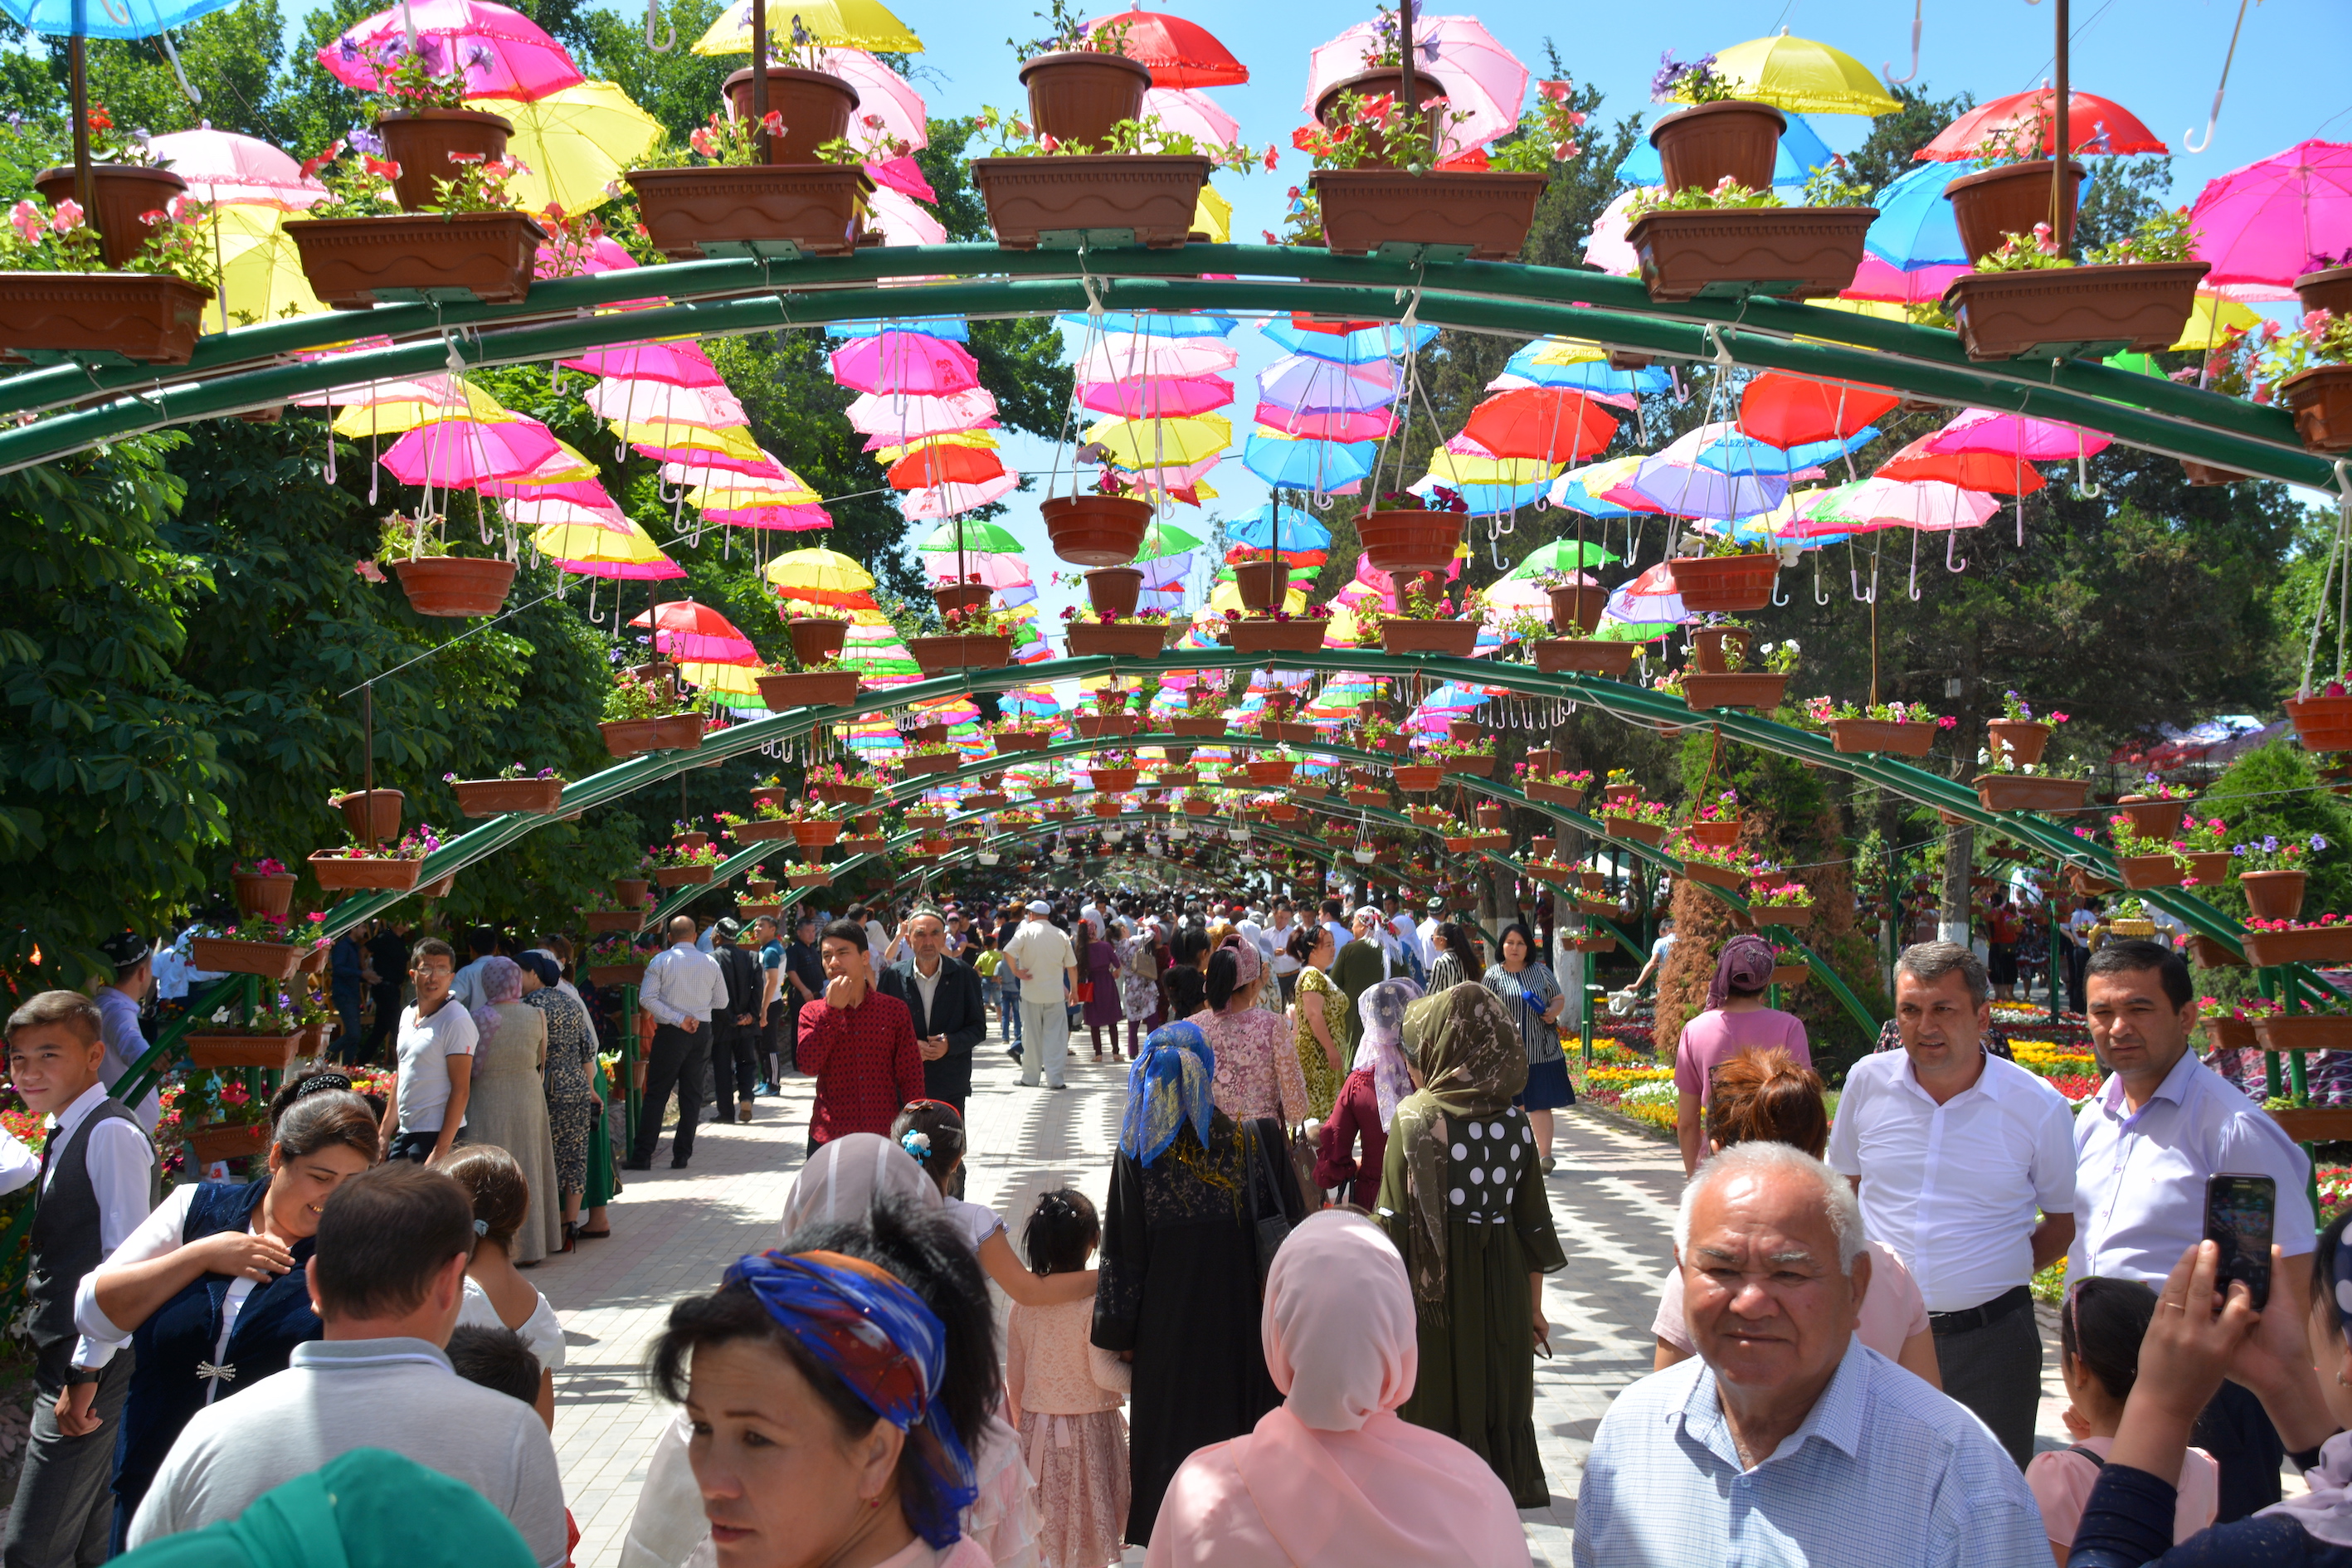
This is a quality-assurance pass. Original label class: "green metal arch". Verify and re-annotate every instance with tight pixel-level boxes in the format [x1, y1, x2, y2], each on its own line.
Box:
[0, 243, 2327, 485]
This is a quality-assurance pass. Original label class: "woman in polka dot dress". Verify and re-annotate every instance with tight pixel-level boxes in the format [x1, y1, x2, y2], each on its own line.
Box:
[1375, 981, 1566, 1509]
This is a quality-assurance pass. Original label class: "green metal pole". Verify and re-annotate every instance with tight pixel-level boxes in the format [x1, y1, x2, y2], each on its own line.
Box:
[622, 982, 642, 1155]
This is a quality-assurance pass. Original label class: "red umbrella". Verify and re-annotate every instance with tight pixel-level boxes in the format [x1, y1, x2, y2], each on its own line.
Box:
[627, 600, 758, 662]
[1081, 4, 1248, 88]
[1916, 89, 2165, 162]
[887, 444, 1006, 490]
[1874, 435, 2048, 494]
[1460, 389, 1618, 464]
[1737, 373, 1901, 448]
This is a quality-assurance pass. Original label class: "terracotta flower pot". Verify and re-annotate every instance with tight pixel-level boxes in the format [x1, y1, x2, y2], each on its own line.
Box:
[1532, 639, 1639, 677]
[2266, 1105, 2352, 1145]
[1546, 585, 1605, 634]
[971, 155, 1208, 251]
[1440, 753, 1494, 777]
[1042, 494, 1154, 565]
[1648, 101, 1787, 194]
[185, 1033, 303, 1069]
[2242, 869, 2308, 922]
[2289, 694, 2352, 752]
[757, 670, 860, 710]
[1974, 774, 2090, 814]
[2242, 927, 2352, 967]
[33, 164, 187, 268]
[1827, 718, 1936, 757]
[1681, 861, 1745, 889]
[416, 873, 454, 899]
[288, 211, 545, 308]
[1087, 767, 1138, 792]
[721, 67, 859, 162]
[188, 937, 305, 980]
[1393, 765, 1443, 792]
[1686, 819, 1741, 849]
[600, 715, 704, 757]
[1692, 626, 1751, 674]
[373, 109, 514, 212]
[451, 777, 563, 816]
[1233, 560, 1286, 611]
[627, 163, 871, 260]
[184, 1122, 270, 1163]
[329, 789, 403, 842]
[583, 910, 643, 933]
[1309, 169, 1549, 262]
[1525, 781, 1586, 807]
[1381, 619, 1478, 656]
[1943, 261, 2209, 363]
[730, 819, 795, 841]
[2186, 933, 2244, 968]
[0, 272, 209, 366]
[230, 871, 297, 920]
[788, 617, 850, 665]
[1667, 554, 1778, 613]
[1067, 621, 1167, 657]
[588, 963, 646, 989]
[1626, 206, 1876, 302]
[1985, 719, 2052, 766]
[2256, 1015, 2352, 1054]
[1085, 567, 1144, 618]
[1230, 616, 1328, 655]
[2180, 460, 2255, 486]
[307, 851, 425, 891]
[2116, 854, 2186, 890]
[652, 864, 715, 887]
[1019, 50, 1152, 146]
[389, 557, 517, 617]
[790, 821, 843, 849]
[1682, 672, 1787, 710]
[1313, 68, 1446, 163]
[2280, 365, 2352, 455]
[1356, 509, 1463, 574]
[1603, 817, 1668, 846]
[2296, 266, 2352, 318]
[1756, 904, 1814, 930]
[2116, 794, 2188, 840]
[1941, 159, 2085, 264]
[905, 634, 1012, 675]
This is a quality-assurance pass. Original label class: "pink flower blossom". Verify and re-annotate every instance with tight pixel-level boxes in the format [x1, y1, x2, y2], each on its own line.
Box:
[7, 200, 41, 242]
[49, 198, 83, 231]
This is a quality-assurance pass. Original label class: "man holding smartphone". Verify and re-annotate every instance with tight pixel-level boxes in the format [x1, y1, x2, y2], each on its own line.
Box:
[2073, 938, 2319, 1522]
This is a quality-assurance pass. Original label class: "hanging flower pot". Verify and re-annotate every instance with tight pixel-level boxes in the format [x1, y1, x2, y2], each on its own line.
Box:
[1043, 494, 1153, 565]
[188, 937, 308, 981]
[1941, 160, 2085, 264]
[2280, 366, 2352, 455]
[1533, 639, 1639, 677]
[2115, 794, 2189, 839]
[1086, 767, 1139, 792]
[1546, 585, 1605, 634]
[1682, 673, 1788, 710]
[1686, 819, 1741, 849]
[287, 212, 546, 308]
[2257, 1015, 2352, 1057]
[971, 154, 1210, 251]
[451, 777, 564, 816]
[788, 616, 850, 665]
[1648, 101, 1787, 193]
[628, 163, 872, 260]
[589, 961, 646, 988]
[1393, 764, 1444, 792]
[373, 109, 514, 212]
[2296, 266, 2352, 318]
[1310, 169, 1549, 262]
[2242, 869, 2310, 923]
[416, 872, 455, 899]
[186, 1031, 304, 1070]
[1826, 718, 1937, 757]
[1381, 619, 1478, 656]
[387, 556, 518, 618]
[329, 790, 403, 842]
[2116, 854, 2187, 890]
[1231, 616, 1329, 655]
[932, 582, 994, 617]
[1085, 567, 1143, 618]
[1691, 627, 1752, 674]
[1019, 50, 1151, 145]
[1625, 206, 1876, 303]
[600, 715, 705, 757]
[1667, 554, 1778, 613]
[1234, 560, 1286, 611]
[0, 272, 211, 366]
[1357, 509, 1463, 574]
[721, 66, 859, 161]
[1974, 774, 2090, 814]
[730, 817, 795, 842]
[1067, 621, 1167, 657]
[757, 670, 861, 710]
[651, 863, 715, 888]
[1439, 752, 1494, 777]
[1943, 261, 2209, 363]
[230, 870, 297, 919]
[1986, 720, 2052, 767]
[2289, 694, 2352, 752]
[308, 851, 426, 892]
[33, 164, 188, 268]
[906, 635, 1012, 675]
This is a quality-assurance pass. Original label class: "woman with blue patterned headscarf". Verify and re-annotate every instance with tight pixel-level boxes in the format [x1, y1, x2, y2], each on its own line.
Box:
[1096, 1021, 1307, 1550]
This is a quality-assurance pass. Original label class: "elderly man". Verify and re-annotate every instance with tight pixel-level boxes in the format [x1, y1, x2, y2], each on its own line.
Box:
[1002, 900, 1079, 1091]
[2072, 938, 2318, 1522]
[1575, 1142, 2045, 1566]
[882, 907, 989, 1113]
[1827, 942, 2077, 1467]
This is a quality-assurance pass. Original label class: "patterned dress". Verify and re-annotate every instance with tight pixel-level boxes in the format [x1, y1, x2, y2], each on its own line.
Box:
[528, 986, 599, 1198]
[1290, 966, 1346, 1120]
[1188, 1004, 1312, 1127]
[1116, 937, 1158, 1023]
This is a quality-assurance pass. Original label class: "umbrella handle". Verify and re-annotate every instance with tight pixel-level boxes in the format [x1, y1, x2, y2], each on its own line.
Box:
[645, 0, 675, 52]
[2183, 0, 2252, 154]
[1945, 528, 1967, 575]
[1886, 0, 1922, 85]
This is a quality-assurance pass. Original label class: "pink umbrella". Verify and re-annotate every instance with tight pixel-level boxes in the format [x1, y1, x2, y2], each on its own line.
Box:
[553, 555, 685, 580]
[865, 155, 935, 202]
[381, 417, 560, 487]
[1081, 375, 1234, 418]
[926, 553, 1031, 589]
[290, 372, 458, 409]
[703, 504, 834, 529]
[583, 380, 750, 430]
[864, 185, 946, 246]
[829, 333, 981, 396]
[320, 0, 584, 102]
[499, 495, 630, 530]
[1305, 15, 1527, 159]
[1581, 187, 1643, 275]
[1841, 251, 1970, 305]
[1142, 85, 1239, 149]
[846, 387, 999, 441]
[558, 340, 723, 387]
[902, 475, 1020, 517]
[629, 601, 759, 662]
[1074, 334, 1238, 381]
[819, 48, 929, 153]
[481, 476, 618, 506]
[1252, 402, 1395, 442]
[2189, 139, 2352, 288]
[638, 444, 777, 477]
[147, 126, 327, 207]
[536, 235, 644, 282]
[1918, 407, 2111, 460]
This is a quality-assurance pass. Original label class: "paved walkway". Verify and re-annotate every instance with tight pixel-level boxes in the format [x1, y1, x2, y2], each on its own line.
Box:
[534, 1026, 2112, 1566]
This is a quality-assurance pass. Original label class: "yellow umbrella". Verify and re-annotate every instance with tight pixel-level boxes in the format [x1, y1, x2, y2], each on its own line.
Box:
[1686, 33, 1902, 117]
[1207, 578, 1307, 616]
[499, 80, 665, 217]
[874, 431, 1000, 462]
[207, 204, 328, 333]
[1423, 451, 1560, 486]
[533, 515, 673, 566]
[763, 547, 877, 605]
[1194, 183, 1232, 246]
[2166, 290, 2263, 353]
[500, 440, 602, 487]
[606, 420, 766, 463]
[1521, 337, 1609, 366]
[1083, 414, 1232, 467]
[691, 0, 922, 56]
[333, 379, 514, 436]
[678, 660, 763, 698]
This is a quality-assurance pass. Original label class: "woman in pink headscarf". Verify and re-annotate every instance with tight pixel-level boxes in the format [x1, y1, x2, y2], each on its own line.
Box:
[1670, 933, 1809, 1179]
[1142, 1209, 1530, 1568]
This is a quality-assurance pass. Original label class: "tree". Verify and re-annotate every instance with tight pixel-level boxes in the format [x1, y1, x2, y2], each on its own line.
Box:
[1843, 83, 1975, 196]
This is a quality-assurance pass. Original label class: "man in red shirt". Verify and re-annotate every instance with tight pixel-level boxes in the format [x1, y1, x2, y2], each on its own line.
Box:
[1986, 896, 2023, 1003]
[795, 919, 923, 1153]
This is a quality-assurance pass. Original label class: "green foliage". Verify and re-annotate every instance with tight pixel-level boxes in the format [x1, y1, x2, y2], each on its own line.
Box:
[2074, 157, 2172, 256]
[2194, 743, 2352, 918]
[1843, 83, 1975, 196]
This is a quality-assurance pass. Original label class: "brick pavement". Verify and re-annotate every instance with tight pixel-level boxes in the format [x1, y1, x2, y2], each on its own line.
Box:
[532, 1024, 2164, 1567]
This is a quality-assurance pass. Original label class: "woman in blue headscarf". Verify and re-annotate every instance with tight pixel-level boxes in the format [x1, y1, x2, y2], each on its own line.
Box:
[1093, 1020, 1307, 1551]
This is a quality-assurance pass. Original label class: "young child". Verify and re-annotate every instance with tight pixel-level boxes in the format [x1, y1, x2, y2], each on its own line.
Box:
[974, 936, 1005, 1035]
[449, 1325, 575, 1568]
[2, 990, 156, 1568]
[2026, 1277, 2219, 1562]
[888, 1100, 1098, 1306]
[444, 1146, 565, 1428]
[1005, 1189, 1129, 1568]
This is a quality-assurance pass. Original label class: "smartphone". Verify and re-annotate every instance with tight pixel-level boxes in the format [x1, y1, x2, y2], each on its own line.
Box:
[2203, 1174, 2277, 1312]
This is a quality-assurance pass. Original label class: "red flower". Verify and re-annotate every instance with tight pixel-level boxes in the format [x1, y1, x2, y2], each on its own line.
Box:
[1262, 143, 1279, 171]
[86, 103, 112, 132]
[364, 155, 402, 181]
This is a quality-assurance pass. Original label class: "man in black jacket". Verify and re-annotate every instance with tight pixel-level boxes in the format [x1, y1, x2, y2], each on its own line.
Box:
[879, 907, 989, 1113]
[709, 918, 764, 1124]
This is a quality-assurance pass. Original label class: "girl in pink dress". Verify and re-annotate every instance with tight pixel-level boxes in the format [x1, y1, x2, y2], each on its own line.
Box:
[1006, 1190, 1130, 1568]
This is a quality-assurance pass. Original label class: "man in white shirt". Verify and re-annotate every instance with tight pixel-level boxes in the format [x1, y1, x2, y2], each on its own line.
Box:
[631, 915, 728, 1171]
[128, 1163, 566, 1567]
[1003, 901, 1079, 1091]
[2072, 937, 2319, 1520]
[446, 926, 499, 1013]
[380, 938, 475, 1167]
[1268, 901, 1302, 1004]
[1319, 898, 1352, 964]
[91, 932, 162, 1131]
[1826, 941, 2077, 1468]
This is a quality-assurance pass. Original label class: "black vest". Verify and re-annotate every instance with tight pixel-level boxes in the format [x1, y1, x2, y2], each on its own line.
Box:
[27, 1094, 156, 1353]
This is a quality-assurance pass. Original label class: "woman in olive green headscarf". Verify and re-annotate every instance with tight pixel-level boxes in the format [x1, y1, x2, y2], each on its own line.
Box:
[1375, 981, 1566, 1510]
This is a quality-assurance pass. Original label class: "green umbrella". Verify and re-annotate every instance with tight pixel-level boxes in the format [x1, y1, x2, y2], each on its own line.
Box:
[1502, 538, 1619, 580]
[1135, 521, 1205, 561]
[919, 519, 1024, 553]
[1594, 617, 1673, 643]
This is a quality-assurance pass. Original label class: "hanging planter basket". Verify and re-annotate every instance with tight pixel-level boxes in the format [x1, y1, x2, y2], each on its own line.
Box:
[1084, 567, 1144, 618]
[187, 937, 307, 981]
[1686, 819, 1741, 849]
[329, 790, 404, 842]
[1681, 861, 1745, 890]
[1067, 621, 1168, 657]
[230, 871, 297, 920]
[2280, 366, 2352, 455]
[906, 635, 1012, 675]
[1086, 767, 1139, 792]
[1827, 719, 1936, 757]
[1019, 50, 1151, 145]
[1381, 619, 1479, 656]
[0, 272, 210, 367]
[1942, 159, 2085, 264]
[1393, 765, 1444, 792]
[1974, 774, 2091, 814]
[287, 212, 545, 308]
[1626, 207, 1876, 303]
[388, 557, 517, 618]
[2289, 694, 2352, 752]
[2242, 869, 2308, 923]
[373, 110, 514, 211]
[1667, 553, 1778, 613]
[1943, 261, 2210, 363]
[1648, 100, 1786, 193]
[601, 715, 705, 757]
[757, 670, 861, 709]
[308, 852, 425, 892]
[185, 1032, 303, 1069]
[1356, 509, 1463, 574]
[1043, 494, 1153, 565]
[971, 155, 1209, 251]
[720, 66, 859, 160]
[1231, 616, 1329, 655]
[788, 617, 850, 665]
[628, 164, 872, 260]
[451, 778, 564, 816]
[1682, 672, 1788, 711]
[1309, 169, 1548, 262]
[1532, 639, 1639, 677]
[2240, 926, 2352, 967]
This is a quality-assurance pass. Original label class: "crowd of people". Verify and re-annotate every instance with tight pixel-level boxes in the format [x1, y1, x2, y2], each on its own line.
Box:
[14, 874, 2352, 1568]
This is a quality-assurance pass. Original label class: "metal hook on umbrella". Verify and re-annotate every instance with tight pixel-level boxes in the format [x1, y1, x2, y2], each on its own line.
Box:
[2184, 0, 2253, 153]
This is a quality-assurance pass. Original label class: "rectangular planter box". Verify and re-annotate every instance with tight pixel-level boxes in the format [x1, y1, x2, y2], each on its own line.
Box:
[1975, 775, 2091, 814]
[452, 777, 565, 816]
[812, 782, 877, 806]
[184, 1032, 303, 1069]
[1311, 168, 1548, 262]
[626, 163, 871, 260]
[730, 820, 796, 841]
[587, 963, 645, 988]
[1600, 817, 1668, 845]
[1626, 206, 1876, 302]
[992, 732, 1052, 752]
[602, 715, 704, 757]
[1230, 617, 1329, 655]
[1066, 621, 1169, 657]
[1770, 964, 1811, 988]
[1168, 716, 1226, 738]
[2200, 1016, 2260, 1052]
[1681, 861, 1746, 889]
[1682, 673, 1789, 711]
[1828, 719, 1937, 757]
[308, 853, 424, 892]
[0, 270, 211, 367]
[972, 154, 1208, 250]
[1392, 766, 1444, 792]
[187, 937, 306, 981]
[906, 634, 1010, 675]
[287, 212, 545, 308]
[2267, 1105, 2352, 1145]
[1569, 936, 1619, 954]
[2117, 854, 2187, 890]
[2253, 1016, 2352, 1054]
[2240, 928, 2352, 967]
[650, 864, 716, 887]
[184, 1122, 270, 1163]
[758, 670, 862, 710]
[1381, 619, 1480, 656]
[1944, 261, 2210, 363]
[1524, 782, 1588, 808]
[1533, 639, 1639, 677]
[1440, 756, 1495, 777]
[583, 910, 645, 933]
[903, 752, 961, 774]
[737, 903, 784, 920]
[1753, 904, 1815, 928]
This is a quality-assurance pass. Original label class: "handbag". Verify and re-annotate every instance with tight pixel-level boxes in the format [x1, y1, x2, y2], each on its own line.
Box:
[1285, 1123, 1322, 1213]
[1074, 979, 1094, 1005]
[1242, 1120, 1297, 1288]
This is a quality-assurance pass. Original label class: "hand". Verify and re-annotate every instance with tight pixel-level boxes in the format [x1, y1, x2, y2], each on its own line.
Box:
[680, 1015, 701, 1033]
[55, 1381, 100, 1438]
[919, 1035, 948, 1062]
[825, 973, 863, 1010]
[2062, 1402, 2092, 1442]
[1531, 1301, 1550, 1354]
[735, 1014, 754, 1027]
[2136, 1240, 2262, 1427]
[197, 1230, 295, 1283]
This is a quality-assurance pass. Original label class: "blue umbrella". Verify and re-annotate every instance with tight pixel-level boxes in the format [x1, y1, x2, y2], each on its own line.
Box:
[1499, 344, 1672, 397]
[1057, 311, 1236, 338]
[1409, 473, 1547, 514]
[1693, 426, 1882, 475]
[2, 0, 233, 37]
[1242, 431, 1376, 490]
[1615, 113, 1835, 188]
[1261, 318, 1437, 363]
[831, 317, 970, 341]
[1226, 504, 1332, 553]
[1863, 162, 1969, 270]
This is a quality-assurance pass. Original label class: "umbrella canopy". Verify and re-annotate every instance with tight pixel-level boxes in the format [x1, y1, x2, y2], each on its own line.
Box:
[1843, 250, 1972, 306]
[1134, 519, 1204, 559]
[1863, 160, 1970, 270]
[1916, 88, 2165, 161]
[501, 494, 628, 531]
[1460, 387, 1618, 463]
[382, 416, 562, 486]
[1257, 355, 1400, 415]
[1142, 85, 1239, 148]
[0, 0, 231, 34]
[476, 441, 598, 492]
[1876, 435, 2048, 494]
[537, 514, 675, 568]
[918, 519, 1025, 553]
[1251, 403, 1395, 443]
[1241, 431, 1376, 490]
[1074, 334, 1238, 382]
[205, 204, 329, 328]
[1081, 373, 1234, 419]
[1739, 372, 1900, 447]
[903, 475, 1020, 518]
[830, 333, 979, 396]
[2166, 291, 2265, 353]
[149, 126, 328, 207]
[321, 0, 585, 101]
[1226, 504, 1331, 554]
[1305, 16, 1527, 158]
[692, 0, 922, 56]
[1083, 6, 1246, 87]
[330, 377, 511, 434]
[558, 339, 723, 386]
[584, 379, 750, 431]
[497, 80, 664, 214]
[1261, 317, 1434, 363]
[1631, 427, 1791, 519]
[1500, 538, 1616, 579]
[630, 600, 758, 661]
[1678, 34, 1899, 117]
[1792, 477, 2001, 534]
[1581, 186, 1644, 275]
[888, 443, 1004, 489]
[1917, 407, 2111, 461]
[762, 548, 876, 605]
[845, 387, 997, 440]
[820, 47, 930, 153]
[2189, 139, 2352, 289]
[1547, 455, 1659, 518]
[1083, 415, 1231, 468]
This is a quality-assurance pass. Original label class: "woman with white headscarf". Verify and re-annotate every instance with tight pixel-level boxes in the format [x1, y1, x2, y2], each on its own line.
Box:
[1315, 979, 1422, 1210]
[460, 956, 562, 1264]
[1142, 1210, 1529, 1567]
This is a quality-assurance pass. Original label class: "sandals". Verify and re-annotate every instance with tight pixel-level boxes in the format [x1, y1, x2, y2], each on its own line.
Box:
[574, 1226, 611, 1239]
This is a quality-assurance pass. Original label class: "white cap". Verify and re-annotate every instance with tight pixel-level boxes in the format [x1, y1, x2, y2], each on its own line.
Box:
[1026, 899, 1051, 914]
